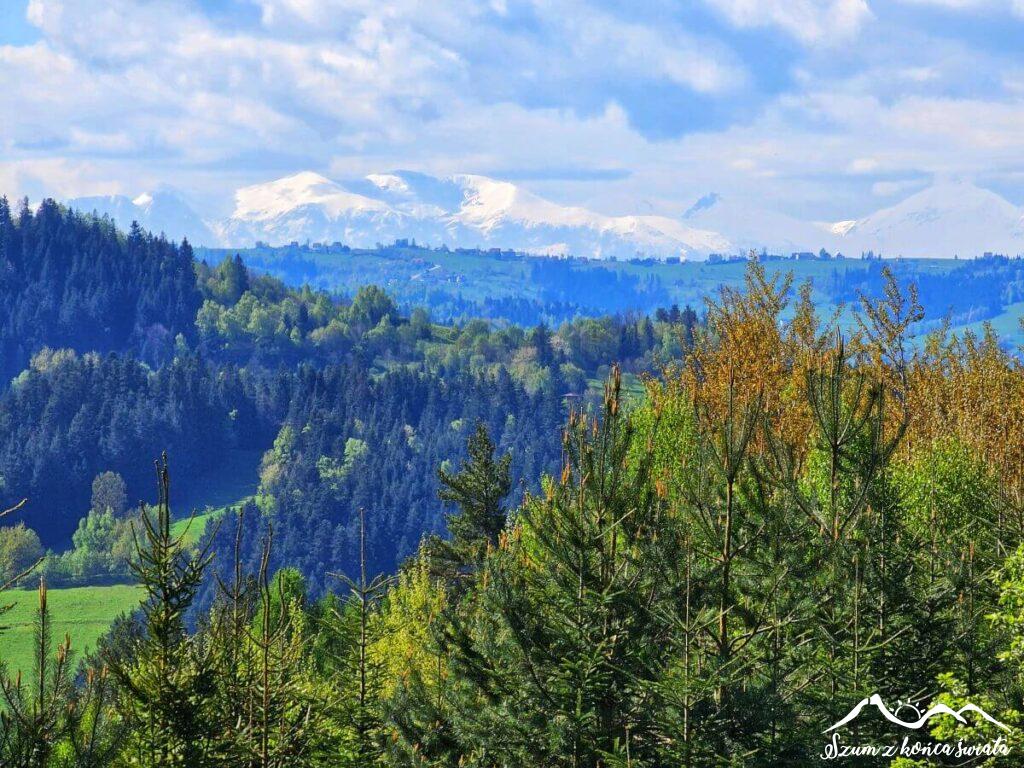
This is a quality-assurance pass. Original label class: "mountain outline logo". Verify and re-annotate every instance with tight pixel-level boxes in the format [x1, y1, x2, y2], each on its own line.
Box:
[825, 694, 1011, 733]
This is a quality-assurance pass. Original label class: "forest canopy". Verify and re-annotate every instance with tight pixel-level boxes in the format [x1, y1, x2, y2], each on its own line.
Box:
[3, 202, 1024, 765]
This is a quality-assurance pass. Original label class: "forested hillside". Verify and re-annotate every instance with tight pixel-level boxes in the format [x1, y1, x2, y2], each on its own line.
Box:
[0, 200, 695, 580]
[3, 259, 1024, 765]
[202, 240, 1024, 343]
[0, 198, 200, 381]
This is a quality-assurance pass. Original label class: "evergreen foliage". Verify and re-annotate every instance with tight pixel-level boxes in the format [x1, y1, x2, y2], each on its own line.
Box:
[7, 206, 1024, 765]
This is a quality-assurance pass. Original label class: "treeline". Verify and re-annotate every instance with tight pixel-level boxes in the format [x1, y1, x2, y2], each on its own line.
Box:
[0, 198, 200, 381]
[829, 254, 1024, 329]
[6, 264, 1024, 765]
[529, 257, 670, 314]
[229, 242, 676, 326]
[193, 253, 695, 377]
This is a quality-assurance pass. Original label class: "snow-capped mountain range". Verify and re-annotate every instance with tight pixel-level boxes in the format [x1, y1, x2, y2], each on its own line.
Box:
[66, 173, 1024, 260]
[212, 171, 732, 260]
[69, 188, 216, 246]
[827, 181, 1024, 258]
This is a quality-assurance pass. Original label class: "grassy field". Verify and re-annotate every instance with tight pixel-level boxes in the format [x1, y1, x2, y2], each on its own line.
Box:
[170, 495, 254, 546]
[0, 584, 144, 675]
[0, 449, 263, 675]
[166, 447, 261, 545]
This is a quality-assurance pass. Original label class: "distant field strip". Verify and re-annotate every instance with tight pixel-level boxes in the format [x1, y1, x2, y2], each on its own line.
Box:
[0, 584, 144, 675]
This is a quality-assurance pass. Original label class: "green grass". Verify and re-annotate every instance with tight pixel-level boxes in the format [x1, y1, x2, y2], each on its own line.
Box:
[0, 584, 144, 675]
[950, 302, 1024, 342]
[170, 495, 253, 546]
[167, 448, 261, 546]
[586, 371, 646, 403]
[0, 448, 265, 673]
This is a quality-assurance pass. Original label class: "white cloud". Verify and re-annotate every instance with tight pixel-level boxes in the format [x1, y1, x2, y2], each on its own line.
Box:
[847, 157, 880, 174]
[702, 0, 873, 45]
[897, 0, 1024, 15]
[3, 0, 1024, 224]
[0, 157, 124, 200]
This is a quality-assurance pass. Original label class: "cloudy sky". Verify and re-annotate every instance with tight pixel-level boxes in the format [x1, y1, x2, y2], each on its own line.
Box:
[2, 0, 1024, 220]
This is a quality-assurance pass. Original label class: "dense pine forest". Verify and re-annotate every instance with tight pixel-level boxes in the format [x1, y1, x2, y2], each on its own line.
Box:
[3, 200, 1024, 766]
[0, 201, 691, 578]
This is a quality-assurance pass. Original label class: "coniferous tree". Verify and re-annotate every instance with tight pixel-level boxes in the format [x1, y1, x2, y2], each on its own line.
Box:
[428, 422, 512, 578]
[63, 665, 126, 768]
[245, 548, 324, 768]
[328, 508, 393, 767]
[105, 455, 218, 767]
[0, 578, 74, 768]
[399, 366, 674, 767]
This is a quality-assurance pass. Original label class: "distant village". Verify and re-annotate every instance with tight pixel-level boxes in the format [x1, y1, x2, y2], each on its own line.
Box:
[249, 238, 1019, 265]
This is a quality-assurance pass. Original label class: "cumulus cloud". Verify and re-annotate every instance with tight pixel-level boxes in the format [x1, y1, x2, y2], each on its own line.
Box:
[898, 0, 1024, 14]
[701, 0, 873, 45]
[2, 0, 1024, 221]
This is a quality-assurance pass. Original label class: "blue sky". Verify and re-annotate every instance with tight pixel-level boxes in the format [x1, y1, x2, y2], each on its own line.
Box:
[3, 0, 1024, 220]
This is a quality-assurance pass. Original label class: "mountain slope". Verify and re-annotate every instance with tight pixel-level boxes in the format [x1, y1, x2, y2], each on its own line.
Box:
[68, 188, 215, 245]
[218, 171, 732, 259]
[442, 174, 731, 258]
[682, 192, 833, 254]
[833, 181, 1024, 258]
[214, 171, 437, 248]
[67, 175, 1024, 260]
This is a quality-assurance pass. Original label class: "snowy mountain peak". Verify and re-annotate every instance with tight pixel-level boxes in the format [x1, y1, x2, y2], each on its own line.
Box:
[67, 174, 1024, 259]
[366, 173, 413, 197]
[232, 171, 389, 223]
[832, 180, 1024, 257]
[829, 220, 857, 237]
[450, 173, 597, 233]
[214, 170, 733, 258]
[681, 191, 829, 254]
[68, 188, 214, 245]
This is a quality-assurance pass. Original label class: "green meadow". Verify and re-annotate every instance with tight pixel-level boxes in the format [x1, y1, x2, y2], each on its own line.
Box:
[0, 584, 144, 676]
[0, 449, 261, 675]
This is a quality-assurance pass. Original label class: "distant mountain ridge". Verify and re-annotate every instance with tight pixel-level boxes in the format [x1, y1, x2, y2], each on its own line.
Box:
[67, 188, 216, 245]
[831, 181, 1024, 258]
[66, 174, 1024, 260]
[213, 171, 733, 260]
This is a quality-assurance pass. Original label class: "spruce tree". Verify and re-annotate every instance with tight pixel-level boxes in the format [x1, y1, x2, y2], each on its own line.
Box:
[406, 366, 674, 767]
[105, 455, 218, 767]
[431, 422, 511, 576]
[0, 578, 74, 768]
[329, 508, 393, 767]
